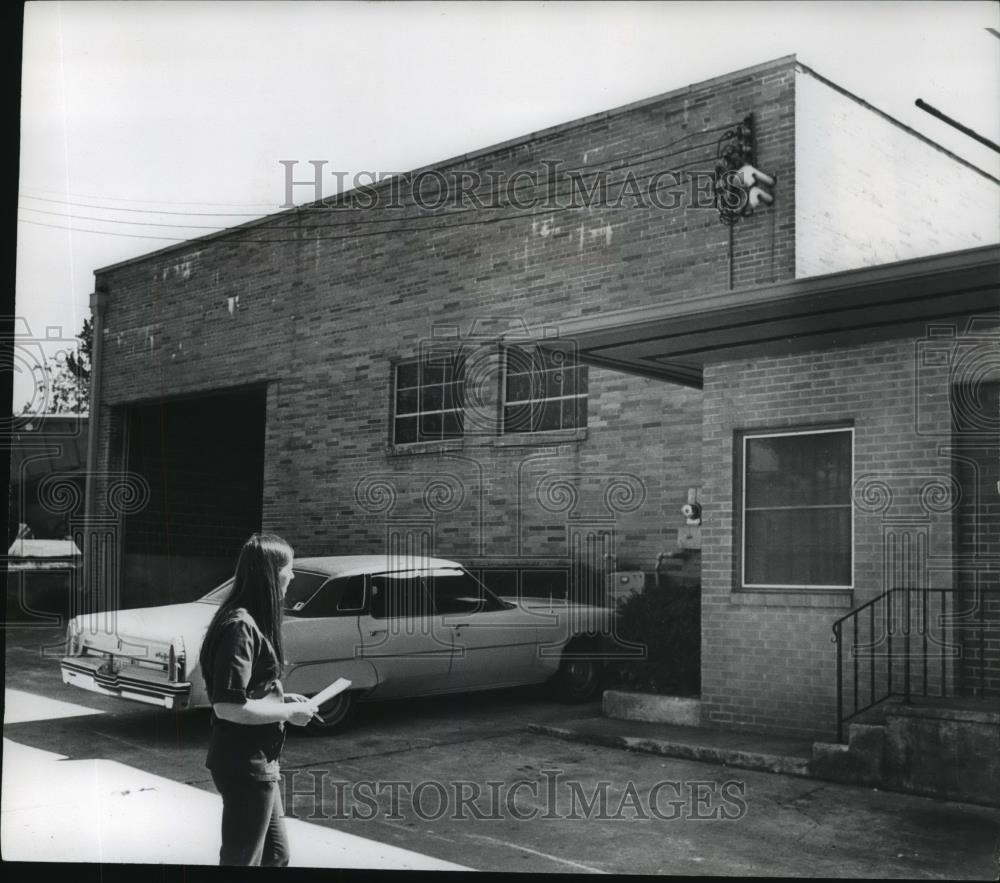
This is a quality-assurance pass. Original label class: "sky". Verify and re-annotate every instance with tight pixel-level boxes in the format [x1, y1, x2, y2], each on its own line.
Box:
[14, 0, 1000, 412]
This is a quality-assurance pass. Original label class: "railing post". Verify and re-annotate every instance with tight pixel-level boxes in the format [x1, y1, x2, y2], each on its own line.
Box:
[834, 621, 843, 743]
[853, 616, 859, 716]
[904, 587, 911, 705]
[887, 589, 893, 697]
[940, 589, 946, 698]
[922, 586, 928, 698]
[869, 604, 875, 709]
[979, 585, 986, 698]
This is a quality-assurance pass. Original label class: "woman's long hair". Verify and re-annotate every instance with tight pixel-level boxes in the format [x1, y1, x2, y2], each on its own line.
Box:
[199, 533, 292, 687]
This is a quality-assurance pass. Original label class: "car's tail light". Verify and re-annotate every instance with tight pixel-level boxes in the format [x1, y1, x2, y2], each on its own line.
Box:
[168, 636, 186, 682]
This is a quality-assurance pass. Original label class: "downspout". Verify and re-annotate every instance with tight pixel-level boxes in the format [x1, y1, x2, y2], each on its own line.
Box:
[84, 286, 108, 523]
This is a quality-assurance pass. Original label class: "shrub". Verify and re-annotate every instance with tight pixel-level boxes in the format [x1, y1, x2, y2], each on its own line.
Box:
[608, 576, 700, 696]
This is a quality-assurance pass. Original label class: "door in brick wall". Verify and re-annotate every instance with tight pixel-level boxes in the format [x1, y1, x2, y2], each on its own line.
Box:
[120, 387, 267, 608]
[952, 381, 999, 698]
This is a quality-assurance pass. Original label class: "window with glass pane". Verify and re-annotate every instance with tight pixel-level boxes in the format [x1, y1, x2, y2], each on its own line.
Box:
[287, 575, 365, 618]
[281, 572, 331, 614]
[393, 352, 464, 444]
[503, 346, 588, 433]
[428, 568, 502, 615]
[370, 574, 433, 620]
[742, 428, 852, 588]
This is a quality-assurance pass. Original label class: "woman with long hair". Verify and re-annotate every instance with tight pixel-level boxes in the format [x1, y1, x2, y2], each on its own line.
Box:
[199, 533, 318, 866]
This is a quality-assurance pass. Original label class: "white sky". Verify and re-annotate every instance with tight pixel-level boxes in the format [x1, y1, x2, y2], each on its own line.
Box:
[15, 0, 1000, 411]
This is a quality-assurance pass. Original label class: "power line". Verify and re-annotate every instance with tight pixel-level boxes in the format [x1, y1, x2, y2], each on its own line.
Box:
[17, 134, 730, 235]
[18, 218, 189, 241]
[18, 194, 270, 218]
[17, 120, 739, 221]
[19, 154, 714, 235]
[19, 185, 276, 209]
[20, 206, 230, 229]
[17, 165, 726, 246]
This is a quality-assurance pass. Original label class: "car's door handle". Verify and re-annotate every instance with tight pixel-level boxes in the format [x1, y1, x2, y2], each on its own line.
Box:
[369, 629, 386, 637]
[449, 623, 470, 629]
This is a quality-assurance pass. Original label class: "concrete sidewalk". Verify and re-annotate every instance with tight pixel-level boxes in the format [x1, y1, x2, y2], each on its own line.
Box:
[0, 736, 467, 869]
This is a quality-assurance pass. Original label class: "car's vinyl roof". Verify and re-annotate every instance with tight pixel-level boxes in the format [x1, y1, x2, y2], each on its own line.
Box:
[293, 555, 463, 578]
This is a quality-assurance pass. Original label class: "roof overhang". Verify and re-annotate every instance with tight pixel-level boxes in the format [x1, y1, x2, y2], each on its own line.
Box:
[545, 245, 1000, 388]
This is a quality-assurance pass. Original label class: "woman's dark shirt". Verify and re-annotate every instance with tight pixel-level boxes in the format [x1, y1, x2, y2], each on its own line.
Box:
[203, 607, 285, 782]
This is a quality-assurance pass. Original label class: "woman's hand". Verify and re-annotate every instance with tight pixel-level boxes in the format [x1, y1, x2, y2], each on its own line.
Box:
[283, 696, 320, 727]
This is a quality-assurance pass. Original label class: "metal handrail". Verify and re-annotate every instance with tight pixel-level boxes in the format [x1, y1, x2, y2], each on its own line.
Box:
[831, 585, 999, 742]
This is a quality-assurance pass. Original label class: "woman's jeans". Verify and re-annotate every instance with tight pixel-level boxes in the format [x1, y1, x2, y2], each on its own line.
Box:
[211, 772, 290, 866]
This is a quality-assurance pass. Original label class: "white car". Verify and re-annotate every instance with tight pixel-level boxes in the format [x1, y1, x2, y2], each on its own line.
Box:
[60, 555, 615, 731]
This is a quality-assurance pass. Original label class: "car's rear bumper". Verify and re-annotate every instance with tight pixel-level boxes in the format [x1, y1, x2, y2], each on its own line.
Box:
[61, 656, 192, 710]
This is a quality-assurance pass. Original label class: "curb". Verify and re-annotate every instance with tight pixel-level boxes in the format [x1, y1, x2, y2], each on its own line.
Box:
[528, 722, 813, 778]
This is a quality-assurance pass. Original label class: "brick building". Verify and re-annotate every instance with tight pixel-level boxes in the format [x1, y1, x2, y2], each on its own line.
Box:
[83, 56, 999, 740]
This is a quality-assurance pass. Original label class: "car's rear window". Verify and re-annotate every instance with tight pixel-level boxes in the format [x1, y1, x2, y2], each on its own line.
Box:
[198, 578, 234, 604]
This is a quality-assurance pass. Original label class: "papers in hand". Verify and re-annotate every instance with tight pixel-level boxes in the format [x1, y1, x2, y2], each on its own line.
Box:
[312, 677, 352, 707]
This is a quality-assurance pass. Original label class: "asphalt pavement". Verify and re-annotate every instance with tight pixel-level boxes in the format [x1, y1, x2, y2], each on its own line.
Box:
[3, 623, 999, 877]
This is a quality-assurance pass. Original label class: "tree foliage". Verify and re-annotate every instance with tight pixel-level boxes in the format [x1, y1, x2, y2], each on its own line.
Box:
[28, 317, 92, 414]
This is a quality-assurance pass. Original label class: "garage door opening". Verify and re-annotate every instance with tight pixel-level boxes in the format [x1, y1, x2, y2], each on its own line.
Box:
[120, 386, 267, 608]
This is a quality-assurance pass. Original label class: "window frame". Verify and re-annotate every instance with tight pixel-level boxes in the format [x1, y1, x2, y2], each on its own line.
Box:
[737, 425, 855, 591]
[501, 344, 588, 435]
[391, 350, 466, 446]
[285, 574, 368, 618]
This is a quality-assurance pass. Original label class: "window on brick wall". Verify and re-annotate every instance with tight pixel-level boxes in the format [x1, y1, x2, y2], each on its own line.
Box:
[392, 352, 465, 444]
[739, 426, 853, 589]
[502, 345, 588, 433]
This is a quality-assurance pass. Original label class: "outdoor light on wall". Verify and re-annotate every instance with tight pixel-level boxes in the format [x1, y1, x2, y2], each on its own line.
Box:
[681, 502, 702, 524]
[682, 487, 702, 525]
[734, 164, 776, 211]
[713, 114, 776, 224]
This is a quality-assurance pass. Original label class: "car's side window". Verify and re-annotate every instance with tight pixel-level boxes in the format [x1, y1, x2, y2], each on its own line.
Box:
[283, 572, 333, 615]
[336, 575, 366, 613]
[431, 570, 503, 615]
[284, 574, 365, 618]
[369, 575, 433, 620]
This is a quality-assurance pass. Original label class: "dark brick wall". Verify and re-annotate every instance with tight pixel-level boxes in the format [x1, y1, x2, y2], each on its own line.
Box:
[91, 58, 797, 600]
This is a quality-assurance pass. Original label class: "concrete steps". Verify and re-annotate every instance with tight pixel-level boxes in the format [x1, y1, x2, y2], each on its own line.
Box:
[538, 692, 1000, 807]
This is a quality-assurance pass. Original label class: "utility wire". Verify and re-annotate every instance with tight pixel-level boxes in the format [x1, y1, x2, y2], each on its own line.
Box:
[18, 194, 269, 217]
[19, 135, 731, 234]
[19, 185, 276, 208]
[18, 162, 727, 245]
[19, 154, 716, 236]
[18, 120, 739, 220]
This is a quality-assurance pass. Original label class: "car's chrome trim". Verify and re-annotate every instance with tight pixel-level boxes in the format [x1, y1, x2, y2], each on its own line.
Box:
[61, 657, 192, 705]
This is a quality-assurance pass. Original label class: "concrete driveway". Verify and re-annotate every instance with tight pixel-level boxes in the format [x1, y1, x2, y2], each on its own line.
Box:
[4, 624, 999, 876]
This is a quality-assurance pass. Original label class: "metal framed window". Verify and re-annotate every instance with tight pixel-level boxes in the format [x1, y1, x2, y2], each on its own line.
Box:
[392, 352, 465, 445]
[739, 426, 854, 589]
[502, 345, 588, 434]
